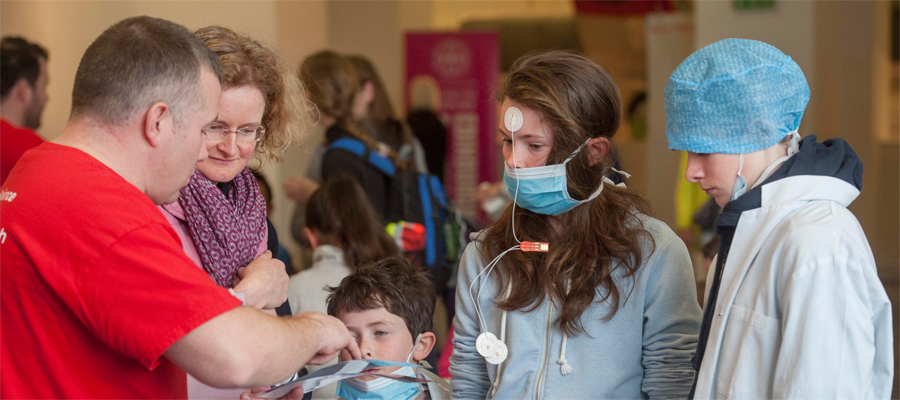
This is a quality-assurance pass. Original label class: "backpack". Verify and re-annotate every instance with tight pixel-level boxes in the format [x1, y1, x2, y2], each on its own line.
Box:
[325, 137, 453, 292]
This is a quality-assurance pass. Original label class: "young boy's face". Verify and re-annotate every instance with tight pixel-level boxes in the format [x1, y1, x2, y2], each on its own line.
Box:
[338, 306, 419, 381]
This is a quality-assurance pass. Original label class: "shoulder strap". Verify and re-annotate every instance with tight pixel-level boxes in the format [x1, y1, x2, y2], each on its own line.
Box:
[417, 174, 435, 266]
[428, 175, 448, 208]
[328, 137, 396, 176]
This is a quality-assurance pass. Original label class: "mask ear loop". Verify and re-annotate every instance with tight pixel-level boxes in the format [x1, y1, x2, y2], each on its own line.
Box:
[491, 281, 513, 397]
[406, 333, 425, 392]
[406, 333, 423, 363]
[787, 130, 801, 156]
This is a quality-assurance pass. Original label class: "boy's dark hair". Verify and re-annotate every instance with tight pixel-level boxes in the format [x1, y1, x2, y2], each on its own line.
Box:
[1, 36, 48, 99]
[326, 258, 435, 339]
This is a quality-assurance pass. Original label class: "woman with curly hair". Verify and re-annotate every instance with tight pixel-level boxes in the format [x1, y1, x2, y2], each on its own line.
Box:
[161, 25, 311, 310]
[157, 24, 313, 399]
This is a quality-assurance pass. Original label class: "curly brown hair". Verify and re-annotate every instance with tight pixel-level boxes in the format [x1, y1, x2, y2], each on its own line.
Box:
[482, 51, 654, 336]
[195, 26, 312, 163]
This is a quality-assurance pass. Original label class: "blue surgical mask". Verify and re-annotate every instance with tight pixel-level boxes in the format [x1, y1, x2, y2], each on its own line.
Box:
[730, 130, 801, 202]
[503, 139, 624, 216]
[335, 335, 423, 400]
[335, 366, 421, 400]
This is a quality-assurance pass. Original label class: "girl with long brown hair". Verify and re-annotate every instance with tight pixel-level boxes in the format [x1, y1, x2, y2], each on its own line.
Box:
[287, 174, 400, 399]
[290, 51, 393, 218]
[288, 174, 400, 317]
[450, 51, 701, 398]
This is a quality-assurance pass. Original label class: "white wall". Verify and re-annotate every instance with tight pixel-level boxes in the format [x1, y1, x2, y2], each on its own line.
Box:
[644, 12, 694, 234]
[0, 1, 281, 141]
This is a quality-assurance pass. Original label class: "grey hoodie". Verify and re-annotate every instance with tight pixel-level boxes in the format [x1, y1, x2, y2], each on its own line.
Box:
[450, 213, 702, 399]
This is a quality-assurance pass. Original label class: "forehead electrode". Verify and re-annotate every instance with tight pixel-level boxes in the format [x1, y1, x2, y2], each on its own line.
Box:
[505, 106, 523, 132]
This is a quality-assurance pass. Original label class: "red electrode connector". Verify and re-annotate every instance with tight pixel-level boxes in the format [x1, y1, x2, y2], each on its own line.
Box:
[520, 241, 549, 252]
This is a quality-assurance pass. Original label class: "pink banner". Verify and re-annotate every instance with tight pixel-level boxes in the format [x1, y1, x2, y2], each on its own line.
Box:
[405, 31, 499, 218]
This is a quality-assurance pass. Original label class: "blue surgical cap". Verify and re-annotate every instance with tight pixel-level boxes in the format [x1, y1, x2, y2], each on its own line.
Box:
[665, 38, 810, 154]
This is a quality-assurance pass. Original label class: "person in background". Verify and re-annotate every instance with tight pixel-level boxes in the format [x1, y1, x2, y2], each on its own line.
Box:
[0, 16, 358, 399]
[284, 51, 366, 272]
[665, 38, 893, 398]
[451, 51, 701, 399]
[0, 36, 49, 184]
[287, 51, 390, 219]
[288, 175, 400, 399]
[406, 76, 448, 183]
[252, 169, 294, 275]
[289, 175, 399, 317]
[347, 55, 428, 174]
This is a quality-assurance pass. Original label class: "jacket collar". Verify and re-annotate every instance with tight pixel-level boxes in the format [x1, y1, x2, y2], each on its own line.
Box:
[312, 244, 345, 266]
[716, 134, 863, 231]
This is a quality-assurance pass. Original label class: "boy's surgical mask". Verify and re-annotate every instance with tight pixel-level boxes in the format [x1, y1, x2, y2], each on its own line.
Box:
[730, 130, 800, 202]
[731, 154, 747, 202]
[335, 334, 423, 400]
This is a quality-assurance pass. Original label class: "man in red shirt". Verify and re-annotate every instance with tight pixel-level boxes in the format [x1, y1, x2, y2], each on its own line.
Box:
[0, 16, 359, 399]
[0, 36, 48, 184]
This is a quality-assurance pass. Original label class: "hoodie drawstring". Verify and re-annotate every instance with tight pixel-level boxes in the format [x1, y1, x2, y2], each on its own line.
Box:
[491, 282, 513, 397]
[557, 279, 573, 376]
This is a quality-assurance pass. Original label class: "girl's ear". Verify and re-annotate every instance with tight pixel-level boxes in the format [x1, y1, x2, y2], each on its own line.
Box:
[412, 332, 436, 362]
[586, 137, 610, 166]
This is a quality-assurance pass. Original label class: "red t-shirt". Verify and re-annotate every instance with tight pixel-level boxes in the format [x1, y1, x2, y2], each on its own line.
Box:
[0, 119, 44, 185]
[0, 143, 242, 399]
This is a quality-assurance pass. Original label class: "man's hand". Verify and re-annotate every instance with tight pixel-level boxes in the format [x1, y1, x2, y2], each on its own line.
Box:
[240, 385, 304, 400]
[295, 312, 361, 365]
[283, 176, 319, 203]
[233, 251, 289, 310]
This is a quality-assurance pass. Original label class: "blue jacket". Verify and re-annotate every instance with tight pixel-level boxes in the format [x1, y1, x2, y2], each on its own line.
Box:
[450, 214, 702, 399]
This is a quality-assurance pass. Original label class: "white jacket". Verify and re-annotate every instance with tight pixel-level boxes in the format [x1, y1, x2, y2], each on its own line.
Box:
[693, 138, 893, 399]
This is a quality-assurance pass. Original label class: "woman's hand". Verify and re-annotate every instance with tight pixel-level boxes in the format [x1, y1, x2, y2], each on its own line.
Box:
[232, 251, 289, 310]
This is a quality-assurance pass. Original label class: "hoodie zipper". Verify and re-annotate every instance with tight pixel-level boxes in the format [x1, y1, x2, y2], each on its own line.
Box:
[534, 297, 553, 400]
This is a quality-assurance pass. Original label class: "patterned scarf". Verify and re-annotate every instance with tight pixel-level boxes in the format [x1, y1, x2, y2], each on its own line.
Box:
[178, 168, 267, 287]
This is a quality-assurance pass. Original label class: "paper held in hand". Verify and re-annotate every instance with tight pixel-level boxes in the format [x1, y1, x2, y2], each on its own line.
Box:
[258, 359, 426, 399]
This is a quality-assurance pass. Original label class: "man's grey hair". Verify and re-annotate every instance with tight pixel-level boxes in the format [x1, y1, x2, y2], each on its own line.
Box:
[70, 16, 224, 127]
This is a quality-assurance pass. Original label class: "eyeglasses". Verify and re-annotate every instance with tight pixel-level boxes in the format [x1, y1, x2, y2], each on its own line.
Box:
[201, 123, 266, 143]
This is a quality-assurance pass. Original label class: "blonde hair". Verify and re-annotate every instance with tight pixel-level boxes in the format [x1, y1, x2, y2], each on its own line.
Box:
[195, 26, 312, 163]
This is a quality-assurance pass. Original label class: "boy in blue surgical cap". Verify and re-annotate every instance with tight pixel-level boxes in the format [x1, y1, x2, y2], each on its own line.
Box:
[665, 38, 893, 399]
